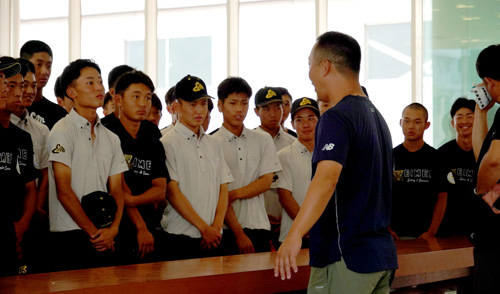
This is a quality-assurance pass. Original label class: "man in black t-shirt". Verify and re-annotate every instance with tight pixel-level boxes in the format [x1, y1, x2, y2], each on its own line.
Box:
[20, 41, 67, 129]
[0, 57, 38, 276]
[106, 71, 169, 264]
[437, 98, 476, 237]
[471, 44, 500, 294]
[390, 103, 446, 240]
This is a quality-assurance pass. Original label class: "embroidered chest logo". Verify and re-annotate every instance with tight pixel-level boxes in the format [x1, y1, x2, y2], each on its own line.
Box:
[300, 98, 312, 106]
[266, 89, 277, 99]
[52, 144, 65, 154]
[321, 143, 335, 151]
[193, 82, 204, 92]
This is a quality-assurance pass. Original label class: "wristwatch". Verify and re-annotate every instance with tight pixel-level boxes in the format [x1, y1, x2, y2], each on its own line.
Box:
[473, 187, 488, 198]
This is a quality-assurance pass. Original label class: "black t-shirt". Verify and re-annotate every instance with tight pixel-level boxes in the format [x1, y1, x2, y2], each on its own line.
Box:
[473, 108, 500, 248]
[392, 143, 443, 238]
[27, 96, 67, 130]
[310, 95, 397, 273]
[0, 123, 39, 223]
[103, 113, 161, 140]
[436, 140, 475, 237]
[106, 120, 170, 232]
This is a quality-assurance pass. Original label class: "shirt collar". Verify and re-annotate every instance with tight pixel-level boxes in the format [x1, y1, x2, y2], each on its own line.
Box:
[292, 139, 310, 155]
[10, 110, 28, 126]
[219, 125, 248, 141]
[69, 108, 103, 130]
[174, 121, 205, 140]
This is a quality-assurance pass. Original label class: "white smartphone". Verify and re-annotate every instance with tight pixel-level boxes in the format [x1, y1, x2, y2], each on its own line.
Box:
[471, 83, 492, 109]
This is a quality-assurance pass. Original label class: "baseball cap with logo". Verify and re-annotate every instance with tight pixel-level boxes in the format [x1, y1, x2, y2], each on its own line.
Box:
[0, 56, 21, 78]
[254, 86, 283, 108]
[291, 97, 320, 120]
[81, 191, 117, 229]
[174, 75, 214, 102]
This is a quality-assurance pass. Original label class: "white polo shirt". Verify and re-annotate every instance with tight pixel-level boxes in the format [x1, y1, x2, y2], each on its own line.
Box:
[160, 122, 234, 239]
[212, 125, 282, 231]
[276, 140, 312, 242]
[11, 110, 50, 170]
[160, 123, 175, 137]
[47, 109, 128, 232]
[256, 126, 295, 218]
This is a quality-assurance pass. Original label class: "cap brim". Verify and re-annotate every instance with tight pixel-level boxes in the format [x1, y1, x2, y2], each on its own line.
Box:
[292, 105, 320, 118]
[256, 98, 282, 107]
[0, 62, 21, 78]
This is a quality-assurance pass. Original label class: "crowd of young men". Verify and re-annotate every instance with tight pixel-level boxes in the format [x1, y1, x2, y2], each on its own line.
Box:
[1, 35, 499, 294]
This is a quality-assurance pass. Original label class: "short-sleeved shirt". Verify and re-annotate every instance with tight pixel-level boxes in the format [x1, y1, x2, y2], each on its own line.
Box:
[212, 125, 281, 231]
[436, 140, 475, 237]
[473, 108, 500, 248]
[0, 123, 39, 223]
[47, 109, 129, 232]
[160, 122, 234, 238]
[392, 143, 442, 238]
[277, 139, 312, 242]
[160, 124, 174, 137]
[103, 113, 162, 140]
[310, 95, 397, 273]
[256, 126, 294, 218]
[11, 110, 50, 170]
[27, 96, 67, 130]
[106, 120, 170, 231]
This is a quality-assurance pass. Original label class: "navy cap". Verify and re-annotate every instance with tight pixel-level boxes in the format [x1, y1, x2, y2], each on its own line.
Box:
[291, 97, 320, 120]
[0, 56, 21, 78]
[255, 86, 282, 107]
[174, 75, 214, 102]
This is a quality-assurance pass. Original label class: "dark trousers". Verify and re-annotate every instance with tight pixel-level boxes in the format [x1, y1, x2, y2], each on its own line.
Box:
[50, 230, 117, 272]
[156, 231, 224, 261]
[474, 246, 500, 294]
[0, 221, 17, 277]
[222, 228, 271, 256]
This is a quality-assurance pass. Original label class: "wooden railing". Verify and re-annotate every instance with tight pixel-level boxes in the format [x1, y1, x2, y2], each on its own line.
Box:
[0, 236, 473, 294]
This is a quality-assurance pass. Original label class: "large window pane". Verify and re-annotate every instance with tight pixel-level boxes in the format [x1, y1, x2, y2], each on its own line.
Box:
[81, 0, 144, 16]
[240, 0, 316, 130]
[329, 0, 412, 146]
[20, 0, 68, 20]
[157, 3, 227, 131]
[425, 0, 500, 147]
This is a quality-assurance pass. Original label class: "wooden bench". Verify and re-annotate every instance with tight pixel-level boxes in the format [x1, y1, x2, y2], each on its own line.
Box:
[0, 236, 473, 293]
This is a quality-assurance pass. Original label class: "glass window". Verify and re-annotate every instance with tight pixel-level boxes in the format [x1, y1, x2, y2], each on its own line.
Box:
[19, 0, 69, 105]
[424, 0, 500, 147]
[157, 3, 227, 131]
[240, 0, 316, 130]
[81, 0, 145, 16]
[329, 0, 412, 146]
[157, 0, 225, 9]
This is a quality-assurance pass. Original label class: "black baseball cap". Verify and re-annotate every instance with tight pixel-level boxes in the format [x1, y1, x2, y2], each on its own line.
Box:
[81, 191, 117, 229]
[0, 56, 21, 78]
[291, 97, 320, 120]
[174, 75, 214, 102]
[255, 86, 282, 107]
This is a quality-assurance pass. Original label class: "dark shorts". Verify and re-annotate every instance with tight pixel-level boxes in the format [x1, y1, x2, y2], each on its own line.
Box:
[222, 228, 271, 255]
[474, 245, 500, 294]
[155, 231, 224, 261]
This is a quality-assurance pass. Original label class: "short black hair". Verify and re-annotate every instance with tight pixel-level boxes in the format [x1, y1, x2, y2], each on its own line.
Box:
[217, 77, 252, 102]
[165, 86, 176, 105]
[314, 31, 361, 76]
[450, 97, 475, 118]
[207, 98, 214, 112]
[103, 92, 113, 107]
[476, 44, 500, 81]
[276, 87, 292, 99]
[114, 70, 155, 96]
[403, 102, 429, 122]
[108, 64, 134, 89]
[151, 93, 162, 110]
[60, 59, 101, 98]
[54, 76, 64, 98]
[20, 40, 53, 60]
[16, 58, 35, 77]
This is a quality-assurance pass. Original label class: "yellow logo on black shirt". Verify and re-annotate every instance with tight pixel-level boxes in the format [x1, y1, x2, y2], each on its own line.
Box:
[52, 144, 65, 154]
[124, 154, 133, 169]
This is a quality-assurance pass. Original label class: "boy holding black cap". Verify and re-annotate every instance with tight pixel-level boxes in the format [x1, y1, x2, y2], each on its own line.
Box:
[437, 98, 476, 237]
[106, 71, 169, 264]
[212, 77, 281, 254]
[47, 59, 128, 271]
[254, 86, 293, 248]
[277, 97, 319, 248]
[20, 40, 67, 129]
[0, 57, 38, 276]
[158, 75, 233, 260]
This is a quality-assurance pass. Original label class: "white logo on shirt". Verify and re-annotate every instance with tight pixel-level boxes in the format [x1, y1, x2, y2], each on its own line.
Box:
[321, 143, 335, 151]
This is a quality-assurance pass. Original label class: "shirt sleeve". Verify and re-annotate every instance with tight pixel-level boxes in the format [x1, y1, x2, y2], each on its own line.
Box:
[38, 125, 50, 169]
[258, 133, 282, 177]
[162, 136, 179, 183]
[276, 147, 293, 192]
[218, 141, 234, 185]
[108, 133, 129, 177]
[151, 139, 171, 183]
[312, 110, 351, 166]
[47, 124, 74, 168]
[20, 133, 39, 183]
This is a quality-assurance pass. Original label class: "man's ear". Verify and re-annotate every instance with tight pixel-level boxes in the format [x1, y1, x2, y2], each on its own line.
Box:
[425, 121, 431, 130]
[115, 94, 123, 108]
[254, 107, 260, 117]
[66, 86, 77, 100]
[217, 99, 223, 113]
[322, 59, 332, 77]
